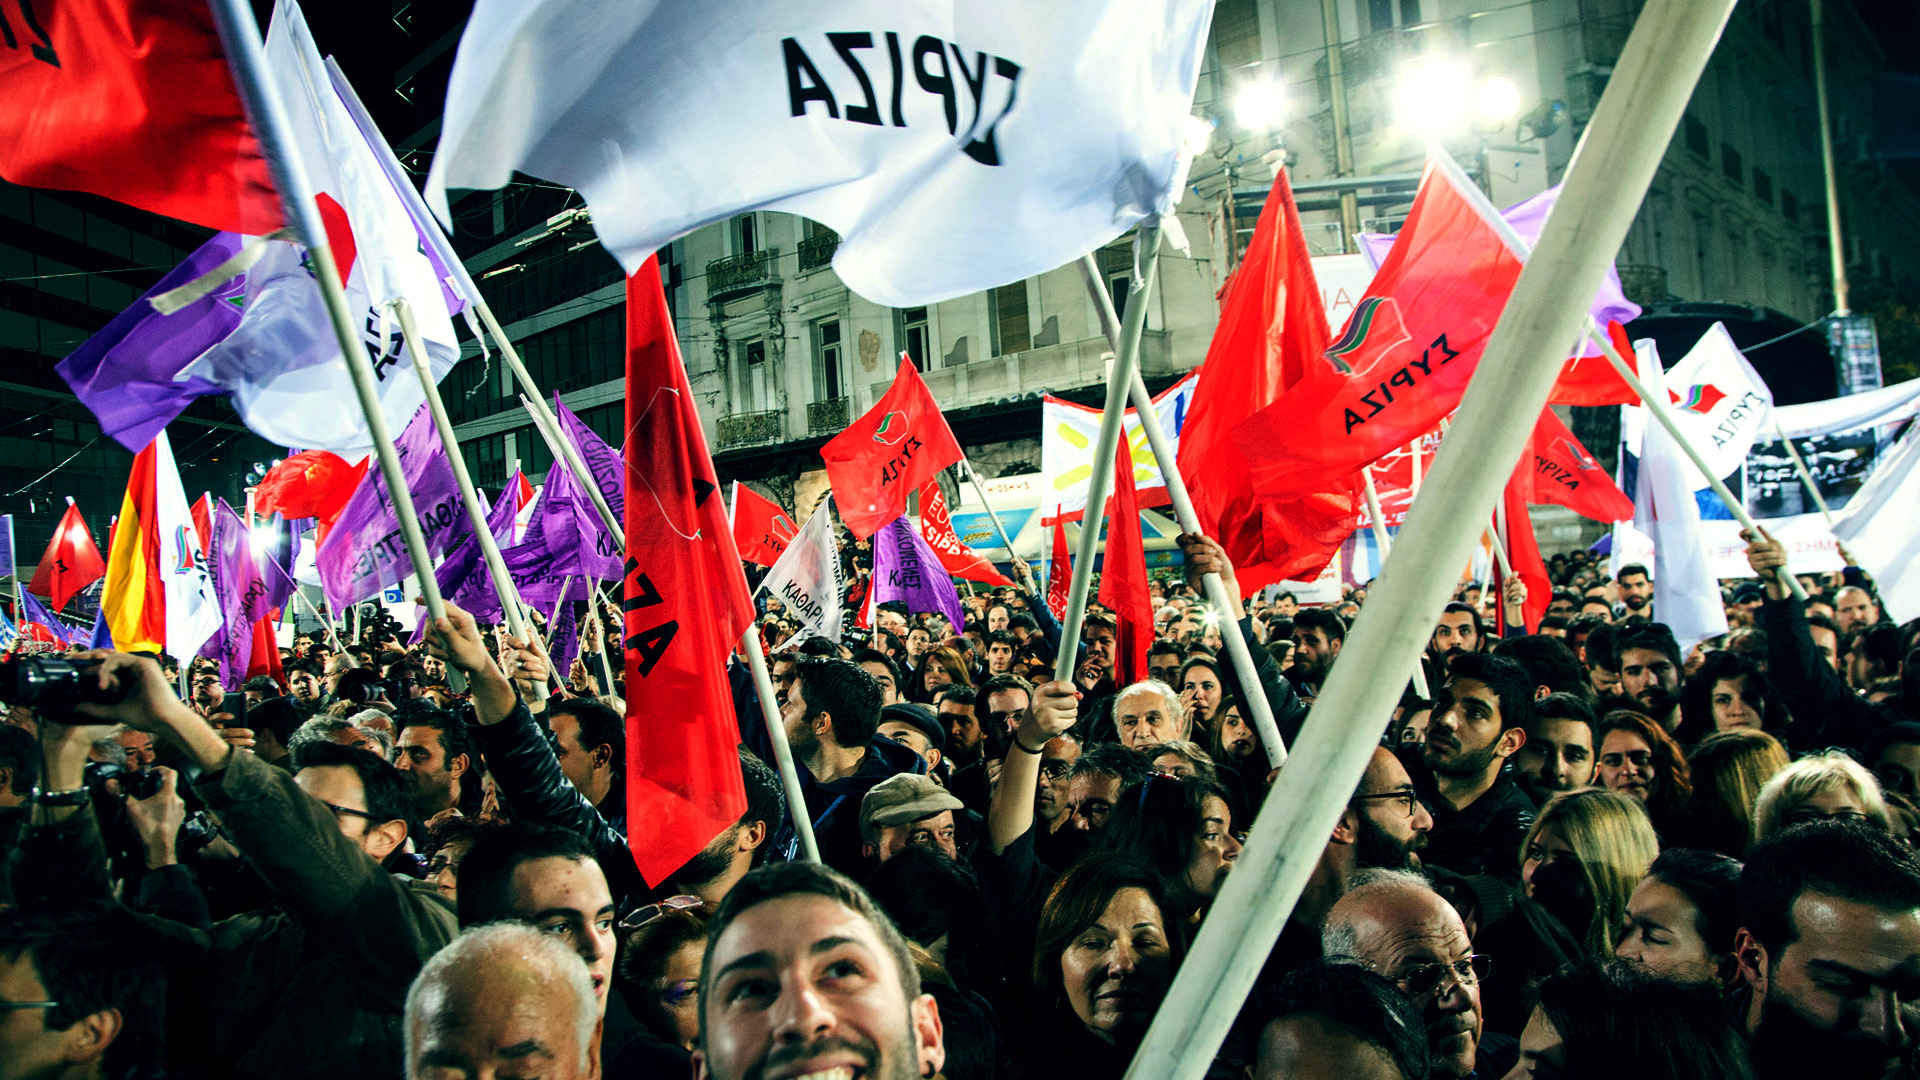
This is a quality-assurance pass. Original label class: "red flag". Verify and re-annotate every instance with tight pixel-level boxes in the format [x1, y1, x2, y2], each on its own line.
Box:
[821, 357, 965, 538]
[623, 257, 755, 887]
[1498, 479, 1551, 633]
[1047, 517, 1070, 618]
[917, 481, 1013, 586]
[730, 483, 797, 569]
[253, 451, 369, 541]
[1233, 159, 1526, 501]
[190, 494, 212, 560]
[1521, 408, 1634, 522]
[0, 0, 278, 234]
[28, 502, 105, 613]
[1097, 439, 1153, 685]
[247, 615, 285, 687]
[1175, 168, 1361, 592]
[1549, 321, 1640, 407]
[515, 470, 536, 510]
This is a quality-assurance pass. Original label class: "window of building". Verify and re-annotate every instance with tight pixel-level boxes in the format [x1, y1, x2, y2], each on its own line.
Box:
[1683, 115, 1710, 159]
[1211, 0, 1260, 74]
[1721, 144, 1744, 186]
[1780, 189, 1799, 224]
[814, 318, 844, 400]
[989, 281, 1031, 356]
[1752, 168, 1773, 205]
[464, 433, 507, 490]
[896, 307, 930, 369]
[732, 213, 758, 256]
[1368, 0, 1421, 33]
[737, 338, 769, 412]
[1098, 246, 1133, 323]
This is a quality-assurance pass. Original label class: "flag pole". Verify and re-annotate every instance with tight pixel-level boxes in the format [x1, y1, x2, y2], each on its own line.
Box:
[295, 587, 343, 653]
[1359, 467, 1430, 698]
[1409, 437, 1424, 497]
[1774, 422, 1837, 525]
[741, 627, 821, 863]
[1582, 323, 1808, 600]
[958, 462, 1030, 590]
[1052, 225, 1162, 688]
[324, 58, 623, 545]
[1121, 1, 1741, 1075]
[1076, 253, 1288, 765]
[205, 0, 445, 623]
[394, 298, 536, 643]
[589, 585, 618, 693]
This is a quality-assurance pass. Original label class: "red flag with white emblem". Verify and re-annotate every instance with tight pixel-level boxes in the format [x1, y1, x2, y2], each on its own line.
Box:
[821, 357, 964, 539]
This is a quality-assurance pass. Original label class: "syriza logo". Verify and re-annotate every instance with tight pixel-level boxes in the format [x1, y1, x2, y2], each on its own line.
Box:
[1555, 436, 1602, 471]
[872, 411, 910, 446]
[1669, 383, 1726, 415]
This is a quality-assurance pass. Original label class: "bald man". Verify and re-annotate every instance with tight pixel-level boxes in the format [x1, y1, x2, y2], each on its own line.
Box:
[405, 923, 601, 1080]
[1322, 871, 1509, 1080]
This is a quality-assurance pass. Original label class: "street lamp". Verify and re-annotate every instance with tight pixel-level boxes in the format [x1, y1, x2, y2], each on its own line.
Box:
[1395, 58, 1522, 134]
[1232, 80, 1287, 132]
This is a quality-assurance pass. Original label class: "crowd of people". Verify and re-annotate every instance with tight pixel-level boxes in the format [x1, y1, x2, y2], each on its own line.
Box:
[4, 523, 1919, 1080]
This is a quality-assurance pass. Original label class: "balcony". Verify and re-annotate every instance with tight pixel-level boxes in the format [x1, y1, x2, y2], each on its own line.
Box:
[718, 409, 785, 448]
[706, 248, 779, 303]
[1617, 264, 1670, 308]
[798, 231, 840, 273]
[808, 396, 849, 434]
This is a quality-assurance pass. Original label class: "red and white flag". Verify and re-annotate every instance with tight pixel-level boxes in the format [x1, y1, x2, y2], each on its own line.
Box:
[1097, 438, 1153, 685]
[821, 357, 964, 538]
[730, 483, 797, 569]
[917, 481, 1012, 586]
[1520, 408, 1634, 523]
[1046, 516, 1070, 619]
[622, 256, 756, 886]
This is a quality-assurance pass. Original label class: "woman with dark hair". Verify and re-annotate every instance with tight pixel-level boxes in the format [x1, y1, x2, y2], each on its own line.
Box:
[922, 645, 973, 696]
[1023, 859, 1186, 1078]
[1676, 651, 1788, 746]
[1615, 847, 1744, 987]
[1092, 772, 1242, 920]
[614, 898, 709, 1069]
[1592, 709, 1692, 840]
[1503, 958, 1754, 1079]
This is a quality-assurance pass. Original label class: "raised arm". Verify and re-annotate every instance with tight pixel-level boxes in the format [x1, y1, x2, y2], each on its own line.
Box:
[985, 680, 1078, 855]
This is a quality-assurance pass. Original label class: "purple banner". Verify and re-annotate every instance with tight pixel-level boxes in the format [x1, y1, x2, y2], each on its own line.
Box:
[547, 592, 581, 682]
[315, 406, 468, 615]
[436, 474, 526, 623]
[870, 515, 964, 632]
[206, 499, 270, 687]
[18, 589, 80, 646]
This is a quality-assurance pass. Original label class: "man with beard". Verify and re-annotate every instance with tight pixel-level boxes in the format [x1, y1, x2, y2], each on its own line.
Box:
[1399, 653, 1535, 882]
[1735, 821, 1920, 1080]
[1836, 585, 1882, 634]
[392, 706, 474, 821]
[780, 656, 926, 875]
[1509, 693, 1597, 808]
[1583, 623, 1624, 700]
[1076, 614, 1121, 699]
[696, 862, 945, 1080]
[1323, 871, 1509, 1079]
[1428, 604, 1484, 667]
[1616, 563, 1654, 616]
[1615, 624, 1683, 725]
[1288, 608, 1345, 704]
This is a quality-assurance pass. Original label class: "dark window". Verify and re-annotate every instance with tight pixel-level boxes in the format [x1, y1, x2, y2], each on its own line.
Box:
[1753, 168, 1773, 205]
[897, 307, 929, 369]
[733, 214, 757, 255]
[990, 282, 1031, 356]
[815, 319, 843, 399]
[1721, 144, 1743, 185]
[1781, 189, 1799, 224]
[1683, 115, 1710, 158]
[1400, 0, 1422, 25]
[1369, 0, 1395, 33]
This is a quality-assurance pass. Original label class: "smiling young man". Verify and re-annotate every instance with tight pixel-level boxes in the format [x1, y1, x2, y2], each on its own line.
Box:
[696, 862, 944, 1080]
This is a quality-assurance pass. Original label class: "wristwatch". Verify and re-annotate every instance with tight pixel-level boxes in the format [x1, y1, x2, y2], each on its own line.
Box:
[33, 787, 91, 808]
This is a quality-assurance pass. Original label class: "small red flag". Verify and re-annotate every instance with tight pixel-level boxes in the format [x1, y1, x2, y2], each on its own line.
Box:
[0, 0, 279, 234]
[623, 257, 755, 887]
[917, 481, 1013, 586]
[190, 494, 213, 560]
[1097, 439, 1153, 686]
[1498, 478, 1552, 633]
[1233, 160, 1526, 502]
[515, 470, 537, 510]
[821, 357, 965, 539]
[1521, 408, 1634, 522]
[730, 483, 797, 569]
[29, 502, 105, 613]
[253, 451, 369, 542]
[247, 615, 285, 687]
[1047, 516, 1070, 618]
[1175, 168, 1361, 591]
[1548, 321, 1640, 408]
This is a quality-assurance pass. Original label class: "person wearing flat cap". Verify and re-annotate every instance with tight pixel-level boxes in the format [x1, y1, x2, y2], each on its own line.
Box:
[860, 772, 964, 865]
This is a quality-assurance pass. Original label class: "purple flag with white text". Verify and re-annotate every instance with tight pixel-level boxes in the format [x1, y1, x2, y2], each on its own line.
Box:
[316, 406, 468, 614]
[436, 474, 528, 622]
[207, 499, 271, 687]
[870, 515, 964, 633]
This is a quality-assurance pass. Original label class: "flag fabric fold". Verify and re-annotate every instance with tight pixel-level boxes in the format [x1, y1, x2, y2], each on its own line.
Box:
[1097, 438, 1154, 685]
[102, 431, 221, 657]
[18, 590, 79, 647]
[426, 0, 1213, 307]
[758, 503, 846, 647]
[0, 0, 280, 234]
[1175, 167, 1362, 592]
[1498, 482, 1551, 633]
[1046, 516, 1070, 619]
[315, 406, 467, 616]
[871, 515, 965, 634]
[29, 501, 106, 613]
[821, 357, 964, 539]
[1662, 322, 1774, 490]
[1628, 340, 1728, 652]
[1522, 408, 1635, 523]
[206, 499, 273, 687]
[1831, 427, 1920, 621]
[917, 481, 1012, 586]
[622, 258, 756, 886]
[730, 483, 797, 569]
[252, 451, 372, 540]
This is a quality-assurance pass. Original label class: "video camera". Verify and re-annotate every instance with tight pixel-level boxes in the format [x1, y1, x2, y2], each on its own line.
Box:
[0, 655, 129, 716]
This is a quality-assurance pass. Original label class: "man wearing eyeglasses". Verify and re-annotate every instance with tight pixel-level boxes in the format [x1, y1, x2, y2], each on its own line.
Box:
[1324, 871, 1511, 1079]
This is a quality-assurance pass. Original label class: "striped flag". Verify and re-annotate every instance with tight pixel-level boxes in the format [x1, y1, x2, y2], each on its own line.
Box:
[102, 431, 222, 657]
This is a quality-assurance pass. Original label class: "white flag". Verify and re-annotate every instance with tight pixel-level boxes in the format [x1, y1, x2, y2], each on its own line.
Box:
[1041, 372, 1197, 524]
[759, 501, 846, 647]
[1628, 338, 1728, 653]
[1663, 322, 1773, 490]
[153, 431, 224, 659]
[180, 0, 460, 453]
[1832, 427, 1920, 622]
[425, 0, 1212, 306]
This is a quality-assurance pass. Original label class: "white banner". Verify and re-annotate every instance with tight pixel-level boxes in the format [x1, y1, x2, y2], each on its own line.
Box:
[427, 0, 1213, 307]
[1041, 372, 1198, 525]
[1773, 376, 1920, 440]
[758, 501, 845, 646]
[1834, 429, 1920, 621]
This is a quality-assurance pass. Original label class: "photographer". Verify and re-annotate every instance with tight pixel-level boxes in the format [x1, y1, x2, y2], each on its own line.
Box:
[13, 650, 457, 1079]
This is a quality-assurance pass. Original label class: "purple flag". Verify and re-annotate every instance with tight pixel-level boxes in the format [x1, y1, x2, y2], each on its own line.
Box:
[437, 473, 528, 622]
[522, 452, 622, 595]
[870, 516, 964, 633]
[547, 593, 581, 681]
[17, 589, 79, 646]
[1358, 182, 1640, 350]
[555, 396, 626, 521]
[56, 234, 245, 452]
[315, 406, 468, 615]
[206, 499, 271, 687]
[87, 608, 115, 651]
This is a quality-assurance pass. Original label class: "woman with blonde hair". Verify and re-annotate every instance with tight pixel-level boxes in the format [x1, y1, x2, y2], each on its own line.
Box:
[1753, 750, 1892, 841]
[1672, 729, 1790, 857]
[1519, 788, 1661, 957]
